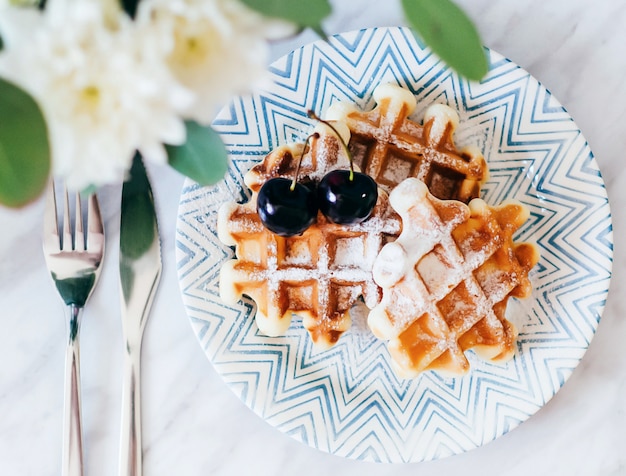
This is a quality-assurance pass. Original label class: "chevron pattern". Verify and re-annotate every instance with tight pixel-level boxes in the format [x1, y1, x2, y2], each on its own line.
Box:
[175, 27, 613, 463]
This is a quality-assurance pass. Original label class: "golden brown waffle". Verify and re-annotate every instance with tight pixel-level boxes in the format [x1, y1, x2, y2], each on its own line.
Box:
[243, 121, 352, 194]
[218, 124, 401, 349]
[368, 178, 539, 377]
[326, 83, 488, 202]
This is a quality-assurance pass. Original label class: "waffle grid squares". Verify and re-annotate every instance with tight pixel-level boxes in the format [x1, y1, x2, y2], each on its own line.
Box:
[369, 178, 538, 377]
[326, 83, 488, 202]
[219, 129, 401, 348]
[218, 84, 538, 376]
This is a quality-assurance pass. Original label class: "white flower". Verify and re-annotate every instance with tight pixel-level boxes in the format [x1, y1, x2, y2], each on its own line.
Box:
[136, 0, 295, 124]
[0, 0, 192, 190]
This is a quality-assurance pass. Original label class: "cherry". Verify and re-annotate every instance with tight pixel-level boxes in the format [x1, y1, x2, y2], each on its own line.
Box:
[257, 177, 317, 236]
[307, 110, 378, 225]
[257, 132, 320, 236]
[318, 170, 378, 224]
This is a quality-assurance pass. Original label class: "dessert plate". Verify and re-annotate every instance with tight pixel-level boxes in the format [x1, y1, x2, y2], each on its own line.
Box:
[175, 27, 613, 463]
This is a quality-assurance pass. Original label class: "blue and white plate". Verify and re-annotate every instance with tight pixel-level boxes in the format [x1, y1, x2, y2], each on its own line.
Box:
[175, 27, 613, 463]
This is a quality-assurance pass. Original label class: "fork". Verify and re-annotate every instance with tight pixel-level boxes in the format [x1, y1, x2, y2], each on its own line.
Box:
[43, 181, 105, 476]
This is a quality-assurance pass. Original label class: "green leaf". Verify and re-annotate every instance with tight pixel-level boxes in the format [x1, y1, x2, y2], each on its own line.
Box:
[240, 0, 331, 32]
[120, 153, 157, 262]
[166, 121, 229, 186]
[0, 77, 50, 207]
[401, 0, 488, 81]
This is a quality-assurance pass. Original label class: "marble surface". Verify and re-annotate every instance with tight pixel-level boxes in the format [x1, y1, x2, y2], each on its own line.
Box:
[0, 0, 624, 474]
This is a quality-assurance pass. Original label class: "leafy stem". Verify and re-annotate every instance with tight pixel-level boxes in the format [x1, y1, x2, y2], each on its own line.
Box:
[401, 0, 487, 80]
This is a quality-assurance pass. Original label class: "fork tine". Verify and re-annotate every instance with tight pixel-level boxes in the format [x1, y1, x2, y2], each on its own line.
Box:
[74, 192, 85, 252]
[87, 193, 104, 252]
[43, 181, 60, 252]
[61, 184, 73, 252]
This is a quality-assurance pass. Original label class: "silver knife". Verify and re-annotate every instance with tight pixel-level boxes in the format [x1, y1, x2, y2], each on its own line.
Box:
[118, 154, 162, 476]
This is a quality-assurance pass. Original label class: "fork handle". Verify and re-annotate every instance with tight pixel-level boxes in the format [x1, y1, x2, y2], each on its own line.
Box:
[119, 344, 142, 476]
[63, 304, 84, 476]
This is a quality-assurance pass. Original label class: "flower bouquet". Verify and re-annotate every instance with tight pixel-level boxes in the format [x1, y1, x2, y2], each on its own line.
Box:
[0, 0, 486, 208]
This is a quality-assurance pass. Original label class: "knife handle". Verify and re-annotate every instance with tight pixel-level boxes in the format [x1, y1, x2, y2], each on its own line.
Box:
[119, 345, 142, 476]
[63, 304, 84, 476]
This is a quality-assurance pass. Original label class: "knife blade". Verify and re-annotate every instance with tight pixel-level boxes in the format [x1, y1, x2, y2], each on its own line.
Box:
[118, 153, 162, 476]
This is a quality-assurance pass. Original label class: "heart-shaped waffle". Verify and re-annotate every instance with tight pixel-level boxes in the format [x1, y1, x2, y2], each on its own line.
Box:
[368, 178, 539, 377]
[326, 83, 488, 202]
[218, 123, 401, 348]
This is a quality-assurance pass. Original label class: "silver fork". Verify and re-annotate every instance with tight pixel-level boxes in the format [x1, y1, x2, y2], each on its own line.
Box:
[43, 181, 105, 476]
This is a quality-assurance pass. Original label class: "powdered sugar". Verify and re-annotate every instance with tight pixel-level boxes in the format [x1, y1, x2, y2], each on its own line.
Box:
[218, 124, 401, 348]
[368, 177, 536, 376]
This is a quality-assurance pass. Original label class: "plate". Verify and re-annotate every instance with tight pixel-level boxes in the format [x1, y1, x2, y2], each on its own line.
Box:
[175, 27, 613, 463]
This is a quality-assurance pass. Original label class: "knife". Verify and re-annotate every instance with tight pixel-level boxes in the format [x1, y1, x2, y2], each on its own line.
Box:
[118, 154, 162, 476]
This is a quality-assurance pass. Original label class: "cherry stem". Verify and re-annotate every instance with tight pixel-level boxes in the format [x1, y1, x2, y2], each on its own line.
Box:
[291, 132, 319, 192]
[307, 110, 354, 181]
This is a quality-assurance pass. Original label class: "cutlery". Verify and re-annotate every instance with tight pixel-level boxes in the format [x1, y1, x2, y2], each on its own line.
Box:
[118, 155, 162, 476]
[43, 182, 105, 476]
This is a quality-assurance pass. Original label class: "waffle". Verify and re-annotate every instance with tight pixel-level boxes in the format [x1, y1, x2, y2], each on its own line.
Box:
[218, 123, 401, 348]
[326, 83, 488, 202]
[368, 178, 539, 377]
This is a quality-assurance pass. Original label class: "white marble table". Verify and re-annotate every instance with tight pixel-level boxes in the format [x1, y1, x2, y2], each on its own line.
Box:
[1, 0, 624, 474]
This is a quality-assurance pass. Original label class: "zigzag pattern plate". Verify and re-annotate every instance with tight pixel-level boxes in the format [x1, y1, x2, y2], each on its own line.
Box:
[175, 27, 613, 463]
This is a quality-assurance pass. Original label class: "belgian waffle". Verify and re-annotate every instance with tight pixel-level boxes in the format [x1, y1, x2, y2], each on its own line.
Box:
[218, 123, 401, 348]
[326, 83, 488, 202]
[368, 178, 539, 377]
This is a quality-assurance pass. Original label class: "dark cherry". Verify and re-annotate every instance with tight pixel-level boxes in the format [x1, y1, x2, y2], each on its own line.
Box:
[257, 177, 318, 236]
[317, 170, 378, 224]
